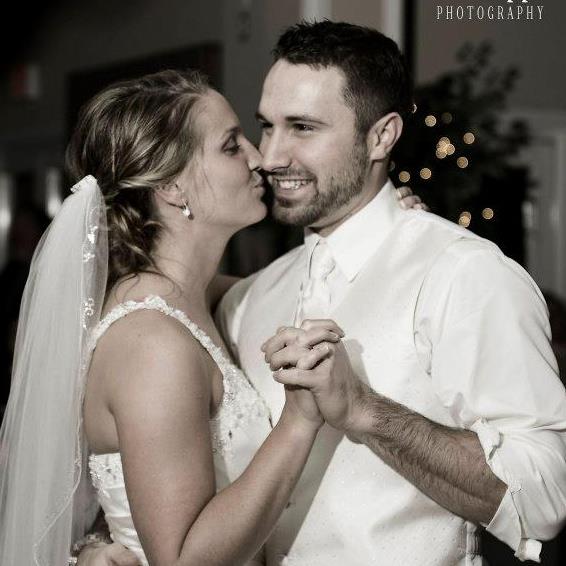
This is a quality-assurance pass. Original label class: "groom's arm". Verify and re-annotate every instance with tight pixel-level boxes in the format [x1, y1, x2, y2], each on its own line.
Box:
[267, 243, 566, 562]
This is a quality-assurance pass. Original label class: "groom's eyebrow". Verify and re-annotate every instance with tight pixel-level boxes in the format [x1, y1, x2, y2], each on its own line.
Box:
[255, 111, 327, 126]
[285, 114, 327, 125]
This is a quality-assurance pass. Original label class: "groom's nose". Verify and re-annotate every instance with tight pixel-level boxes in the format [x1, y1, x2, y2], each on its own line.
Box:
[260, 132, 292, 173]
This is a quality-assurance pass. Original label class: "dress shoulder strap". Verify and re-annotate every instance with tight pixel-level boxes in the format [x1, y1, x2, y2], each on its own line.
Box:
[88, 295, 228, 368]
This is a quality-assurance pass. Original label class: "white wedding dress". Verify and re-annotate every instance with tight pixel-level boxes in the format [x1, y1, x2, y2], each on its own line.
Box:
[87, 296, 272, 566]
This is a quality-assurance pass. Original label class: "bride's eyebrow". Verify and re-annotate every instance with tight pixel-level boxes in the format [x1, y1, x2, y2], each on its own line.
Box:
[220, 125, 242, 144]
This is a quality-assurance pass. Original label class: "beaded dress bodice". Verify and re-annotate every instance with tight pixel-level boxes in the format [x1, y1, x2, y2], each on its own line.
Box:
[87, 295, 272, 566]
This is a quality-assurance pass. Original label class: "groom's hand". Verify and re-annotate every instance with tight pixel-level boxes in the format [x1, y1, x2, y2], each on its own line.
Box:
[263, 321, 368, 433]
[262, 320, 345, 430]
[261, 319, 345, 369]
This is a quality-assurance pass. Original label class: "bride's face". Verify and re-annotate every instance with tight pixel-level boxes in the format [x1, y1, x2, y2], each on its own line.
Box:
[178, 90, 267, 230]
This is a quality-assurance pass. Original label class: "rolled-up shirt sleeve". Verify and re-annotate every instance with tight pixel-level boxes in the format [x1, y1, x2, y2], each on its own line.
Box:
[415, 240, 566, 562]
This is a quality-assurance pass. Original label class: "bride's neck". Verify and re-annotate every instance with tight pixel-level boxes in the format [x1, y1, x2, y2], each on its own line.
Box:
[152, 222, 229, 307]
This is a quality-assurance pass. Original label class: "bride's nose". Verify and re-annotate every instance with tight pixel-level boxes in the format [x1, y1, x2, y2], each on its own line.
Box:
[246, 142, 262, 172]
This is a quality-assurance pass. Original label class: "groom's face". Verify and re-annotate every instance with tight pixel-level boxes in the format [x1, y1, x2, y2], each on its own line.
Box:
[257, 60, 370, 229]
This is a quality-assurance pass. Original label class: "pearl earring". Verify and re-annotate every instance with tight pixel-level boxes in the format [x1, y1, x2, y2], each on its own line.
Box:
[181, 199, 191, 218]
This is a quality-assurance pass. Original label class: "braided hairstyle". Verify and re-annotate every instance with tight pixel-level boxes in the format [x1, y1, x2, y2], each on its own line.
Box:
[65, 69, 209, 291]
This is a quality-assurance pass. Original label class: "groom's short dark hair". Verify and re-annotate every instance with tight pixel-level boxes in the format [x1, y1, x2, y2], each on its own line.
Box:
[273, 20, 414, 136]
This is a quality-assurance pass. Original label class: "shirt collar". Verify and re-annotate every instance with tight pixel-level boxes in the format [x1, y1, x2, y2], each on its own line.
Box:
[304, 180, 402, 282]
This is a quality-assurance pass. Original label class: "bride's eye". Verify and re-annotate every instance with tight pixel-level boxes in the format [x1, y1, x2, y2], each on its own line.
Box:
[224, 137, 242, 155]
[225, 145, 241, 155]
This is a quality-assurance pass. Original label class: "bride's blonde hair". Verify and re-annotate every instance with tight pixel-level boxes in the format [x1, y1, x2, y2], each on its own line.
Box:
[65, 68, 209, 291]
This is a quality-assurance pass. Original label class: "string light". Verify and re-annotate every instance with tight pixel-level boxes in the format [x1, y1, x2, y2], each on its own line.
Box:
[458, 211, 471, 228]
[441, 112, 453, 124]
[482, 207, 494, 220]
[463, 132, 476, 144]
[457, 157, 469, 168]
[425, 115, 437, 127]
[446, 144, 456, 156]
[420, 168, 432, 180]
[399, 171, 411, 183]
[436, 137, 450, 159]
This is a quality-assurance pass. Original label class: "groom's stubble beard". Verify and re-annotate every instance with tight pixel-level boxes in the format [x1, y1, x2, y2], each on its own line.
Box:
[271, 138, 370, 227]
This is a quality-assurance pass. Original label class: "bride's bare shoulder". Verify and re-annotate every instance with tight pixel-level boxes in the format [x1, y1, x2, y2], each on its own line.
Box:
[91, 306, 210, 410]
[103, 273, 181, 315]
[96, 307, 205, 367]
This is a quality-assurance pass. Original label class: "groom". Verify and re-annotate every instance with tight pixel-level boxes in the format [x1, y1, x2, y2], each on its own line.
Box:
[216, 21, 566, 565]
[86, 20, 566, 565]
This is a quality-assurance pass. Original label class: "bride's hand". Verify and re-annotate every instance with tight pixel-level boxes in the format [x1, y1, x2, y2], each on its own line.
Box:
[282, 382, 324, 430]
[274, 338, 334, 431]
[77, 541, 140, 566]
[263, 320, 345, 432]
[397, 186, 429, 211]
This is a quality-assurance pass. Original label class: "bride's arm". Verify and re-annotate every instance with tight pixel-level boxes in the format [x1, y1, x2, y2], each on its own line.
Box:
[106, 313, 320, 566]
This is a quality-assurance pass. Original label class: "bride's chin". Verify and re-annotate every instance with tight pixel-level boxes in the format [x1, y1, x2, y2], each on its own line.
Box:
[251, 203, 268, 223]
[237, 203, 268, 230]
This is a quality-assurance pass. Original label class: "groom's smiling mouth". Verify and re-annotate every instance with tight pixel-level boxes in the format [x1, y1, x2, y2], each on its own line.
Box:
[271, 177, 315, 195]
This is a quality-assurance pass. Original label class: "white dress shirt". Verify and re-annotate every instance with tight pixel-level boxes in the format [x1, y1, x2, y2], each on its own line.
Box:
[217, 181, 566, 565]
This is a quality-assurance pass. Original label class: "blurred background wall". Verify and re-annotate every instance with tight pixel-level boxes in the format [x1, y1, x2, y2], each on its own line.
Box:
[415, 0, 566, 307]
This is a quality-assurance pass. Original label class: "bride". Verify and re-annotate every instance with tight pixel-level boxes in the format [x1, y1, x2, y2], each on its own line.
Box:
[0, 69, 421, 566]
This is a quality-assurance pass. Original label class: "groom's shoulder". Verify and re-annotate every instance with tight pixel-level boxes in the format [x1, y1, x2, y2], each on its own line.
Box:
[216, 244, 304, 328]
[401, 210, 534, 284]
[401, 209, 499, 257]
[255, 244, 305, 284]
[404, 209, 479, 241]
[413, 212, 543, 303]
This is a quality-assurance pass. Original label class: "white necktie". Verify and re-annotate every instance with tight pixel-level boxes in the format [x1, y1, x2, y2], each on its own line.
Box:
[295, 239, 336, 324]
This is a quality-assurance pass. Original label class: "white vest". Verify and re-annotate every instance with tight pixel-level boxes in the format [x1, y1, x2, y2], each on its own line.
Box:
[225, 211, 488, 565]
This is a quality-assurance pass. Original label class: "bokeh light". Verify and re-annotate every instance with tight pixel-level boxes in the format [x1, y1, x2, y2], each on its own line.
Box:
[482, 207, 494, 220]
[425, 115, 437, 127]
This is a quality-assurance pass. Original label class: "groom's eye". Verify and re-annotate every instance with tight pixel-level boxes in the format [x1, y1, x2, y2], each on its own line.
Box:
[293, 123, 314, 133]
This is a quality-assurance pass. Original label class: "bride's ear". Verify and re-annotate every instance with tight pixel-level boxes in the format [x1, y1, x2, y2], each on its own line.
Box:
[154, 182, 186, 207]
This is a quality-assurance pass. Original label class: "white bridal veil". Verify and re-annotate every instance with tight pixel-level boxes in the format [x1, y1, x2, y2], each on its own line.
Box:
[0, 175, 108, 565]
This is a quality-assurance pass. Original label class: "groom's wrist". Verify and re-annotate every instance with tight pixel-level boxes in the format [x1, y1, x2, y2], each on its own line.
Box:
[343, 383, 377, 440]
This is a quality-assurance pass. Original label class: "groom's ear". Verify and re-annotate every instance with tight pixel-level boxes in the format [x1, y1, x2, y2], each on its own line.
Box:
[367, 112, 403, 162]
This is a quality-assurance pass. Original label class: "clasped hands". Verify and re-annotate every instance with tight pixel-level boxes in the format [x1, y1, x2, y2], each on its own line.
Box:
[261, 320, 368, 435]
